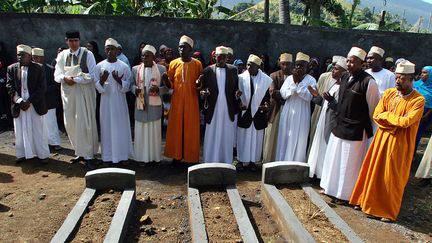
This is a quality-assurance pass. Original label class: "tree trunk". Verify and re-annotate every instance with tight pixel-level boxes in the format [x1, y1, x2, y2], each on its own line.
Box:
[264, 0, 269, 23]
[309, 0, 321, 26]
[279, 0, 291, 25]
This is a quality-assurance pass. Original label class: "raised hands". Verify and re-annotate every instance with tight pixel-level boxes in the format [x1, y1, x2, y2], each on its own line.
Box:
[323, 91, 335, 102]
[100, 70, 109, 85]
[307, 85, 320, 97]
[112, 70, 123, 85]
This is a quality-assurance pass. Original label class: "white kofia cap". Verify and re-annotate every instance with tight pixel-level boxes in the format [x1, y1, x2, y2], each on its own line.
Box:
[247, 54, 262, 66]
[105, 38, 119, 48]
[395, 60, 415, 74]
[296, 52, 310, 62]
[347, 47, 367, 60]
[368, 46, 385, 57]
[332, 55, 344, 63]
[142, 44, 156, 55]
[17, 44, 31, 55]
[31, 47, 44, 56]
[279, 53, 293, 63]
[215, 46, 229, 55]
[179, 35, 194, 48]
[335, 57, 348, 70]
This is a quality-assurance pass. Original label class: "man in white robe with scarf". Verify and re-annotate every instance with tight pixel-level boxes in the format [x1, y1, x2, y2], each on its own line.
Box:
[319, 47, 380, 204]
[275, 52, 316, 162]
[131, 44, 167, 164]
[200, 46, 239, 164]
[94, 38, 133, 164]
[307, 58, 347, 178]
[236, 54, 272, 171]
[54, 30, 98, 169]
[7, 44, 50, 163]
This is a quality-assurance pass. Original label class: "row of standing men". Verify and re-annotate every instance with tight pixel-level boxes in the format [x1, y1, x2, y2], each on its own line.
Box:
[6, 31, 429, 222]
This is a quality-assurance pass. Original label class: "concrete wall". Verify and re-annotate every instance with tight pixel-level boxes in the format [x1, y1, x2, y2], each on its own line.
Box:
[0, 13, 430, 68]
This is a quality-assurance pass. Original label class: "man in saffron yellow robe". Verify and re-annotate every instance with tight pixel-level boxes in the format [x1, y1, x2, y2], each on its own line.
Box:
[163, 35, 203, 163]
[350, 60, 425, 221]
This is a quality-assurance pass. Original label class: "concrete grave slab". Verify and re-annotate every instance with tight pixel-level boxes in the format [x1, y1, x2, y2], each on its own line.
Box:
[52, 168, 137, 242]
[104, 189, 136, 243]
[85, 168, 136, 191]
[301, 184, 363, 243]
[261, 184, 315, 243]
[188, 187, 208, 243]
[188, 163, 236, 188]
[226, 185, 259, 243]
[262, 161, 309, 185]
[51, 188, 97, 243]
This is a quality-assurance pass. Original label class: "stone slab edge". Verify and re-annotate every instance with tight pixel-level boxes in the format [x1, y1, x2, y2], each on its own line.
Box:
[226, 185, 259, 243]
[50, 188, 97, 243]
[104, 189, 136, 243]
[85, 168, 136, 191]
[188, 187, 208, 243]
[188, 163, 236, 188]
[301, 184, 364, 243]
[262, 161, 310, 185]
[261, 183, 315, 243]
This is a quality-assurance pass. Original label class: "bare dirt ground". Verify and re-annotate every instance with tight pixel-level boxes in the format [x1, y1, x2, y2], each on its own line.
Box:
[71, 190, 122, 243]
[0, 130, 431, 242]
[200, 187, 242, 242]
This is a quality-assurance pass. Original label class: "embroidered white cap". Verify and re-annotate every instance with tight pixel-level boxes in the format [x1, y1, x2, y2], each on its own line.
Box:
[142, 44, 156, 55]
[335, 57, 348, 70]
[279, 53, 293, 63]
[332, 55, 344, 63]
[385, 57, 394, 63]
[105, 38, 119, 48]
[179, 35, 194, 48]
[247, 54, 262, 66]
[16, 44, 31, 55]
[215, 46, 229, 55]
[296, 52, 310, 62]
[368, 46, 385, 58]
[347, 47, 367, 61]
[395, 60, 415, 74]
[31, 47, 44, 57]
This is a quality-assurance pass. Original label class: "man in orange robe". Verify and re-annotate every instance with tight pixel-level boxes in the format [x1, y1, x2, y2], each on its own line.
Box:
[350, 60, 425, 221]
[163, 35, 203, 163]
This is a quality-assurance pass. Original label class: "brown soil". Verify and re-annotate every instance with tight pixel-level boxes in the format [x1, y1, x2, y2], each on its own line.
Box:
[200, 186, 242, 242]
[237, 181, 286, 243]
[278, 184, 348, 243]
[71, 190, 122, 242]
[0, 130, 431, 242]
[125, 190, 190, 242]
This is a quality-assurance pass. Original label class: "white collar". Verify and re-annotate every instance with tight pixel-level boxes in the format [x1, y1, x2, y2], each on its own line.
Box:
[68, 48, 80, 56]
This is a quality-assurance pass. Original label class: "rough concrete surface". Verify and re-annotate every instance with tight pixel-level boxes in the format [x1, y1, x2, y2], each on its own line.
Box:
[1, 13, 431, 68]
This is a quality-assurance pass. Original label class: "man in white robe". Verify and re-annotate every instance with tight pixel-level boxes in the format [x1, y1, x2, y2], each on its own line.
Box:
[365, 46, 396, 97]
[309, 55, 343, 149]
[307, 58, 347, 178]
[6, 44, 50, 163]
[320, 47, 380, 203]
[32, 48, 62, 151]
[94, 38, 133, 164]
[54, 30, 98, 169]
[262, 53, 292, 163]
[131, 44, 167, 164]
[200, 46, 239, 164]
[276, 52, 316, 162]
[237, 54, 272, 170]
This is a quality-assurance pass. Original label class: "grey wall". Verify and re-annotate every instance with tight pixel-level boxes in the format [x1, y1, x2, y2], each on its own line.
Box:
[0, 13, 430, 69]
